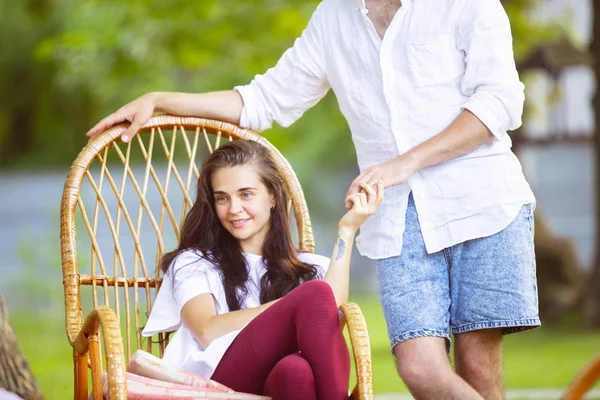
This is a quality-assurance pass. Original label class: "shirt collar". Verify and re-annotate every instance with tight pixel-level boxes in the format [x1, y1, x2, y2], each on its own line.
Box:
[355, 0, 409, 12]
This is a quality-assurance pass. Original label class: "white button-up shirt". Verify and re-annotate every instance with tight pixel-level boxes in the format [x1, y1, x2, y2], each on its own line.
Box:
[234, 0, 535, 259]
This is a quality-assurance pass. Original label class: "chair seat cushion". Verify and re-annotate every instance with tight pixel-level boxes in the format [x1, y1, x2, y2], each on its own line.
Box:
[95, 350, 271, 399]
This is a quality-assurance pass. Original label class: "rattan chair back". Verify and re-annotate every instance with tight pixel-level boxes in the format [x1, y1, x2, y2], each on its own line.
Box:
[60, 116, 314, 361]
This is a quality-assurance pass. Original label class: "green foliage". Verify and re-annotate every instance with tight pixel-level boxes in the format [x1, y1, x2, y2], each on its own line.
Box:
[502, 0, 572, 61]
[11, 313, 73, 399]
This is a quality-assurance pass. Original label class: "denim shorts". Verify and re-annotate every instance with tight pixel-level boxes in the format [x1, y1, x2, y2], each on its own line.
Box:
[377, 194, 540, 351]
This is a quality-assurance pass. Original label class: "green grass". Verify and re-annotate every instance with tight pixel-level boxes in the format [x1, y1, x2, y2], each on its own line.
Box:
[9, 297, 600, 399]
[10, 311, 73, 399]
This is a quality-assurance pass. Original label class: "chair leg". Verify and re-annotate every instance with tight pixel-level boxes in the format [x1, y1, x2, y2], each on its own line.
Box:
[89, 334, 103, 400]
[74, 350, 89, 400]
[562, 355, 600, 400]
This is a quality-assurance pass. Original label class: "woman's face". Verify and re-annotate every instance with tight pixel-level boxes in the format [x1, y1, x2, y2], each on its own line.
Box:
[211, 165, 275, 255]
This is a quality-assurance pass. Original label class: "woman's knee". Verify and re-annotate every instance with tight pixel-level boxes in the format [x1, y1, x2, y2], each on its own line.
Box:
[296, 280, 335, 303]
[264, 354, 315, 399]
[288, 280, 339, 323]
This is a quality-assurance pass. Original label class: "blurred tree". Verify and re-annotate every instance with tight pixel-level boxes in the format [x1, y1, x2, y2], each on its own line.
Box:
[535, 212, 585, 323]
[586, 0, 600, 328]
[500, 1, 587, 324]
[0, 0, 95, 167]
[502, 0, 570, 60]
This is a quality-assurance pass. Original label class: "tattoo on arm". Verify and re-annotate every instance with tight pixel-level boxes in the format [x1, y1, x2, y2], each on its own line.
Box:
[335, 235, 346, 260]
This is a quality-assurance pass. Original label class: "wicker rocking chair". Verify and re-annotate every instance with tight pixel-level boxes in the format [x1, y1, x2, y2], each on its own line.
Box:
[59, 116, 373, 400]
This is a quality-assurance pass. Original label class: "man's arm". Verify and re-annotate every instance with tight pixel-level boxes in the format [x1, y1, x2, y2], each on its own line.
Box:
[154, 91, 243, 125]
[345, 110, 493, 206]
[457, 0, 525, 140]
[86, 90, 243, 142]
[402, 110, 494, 174]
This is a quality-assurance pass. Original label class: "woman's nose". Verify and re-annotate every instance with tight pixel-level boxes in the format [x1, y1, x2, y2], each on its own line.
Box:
[229, 197, 243, 214]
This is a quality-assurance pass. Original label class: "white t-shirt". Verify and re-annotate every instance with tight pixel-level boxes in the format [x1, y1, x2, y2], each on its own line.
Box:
[142, 249, 330, 378]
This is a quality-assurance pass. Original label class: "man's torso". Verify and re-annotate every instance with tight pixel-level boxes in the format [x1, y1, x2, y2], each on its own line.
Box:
[316, 0, 534, 257]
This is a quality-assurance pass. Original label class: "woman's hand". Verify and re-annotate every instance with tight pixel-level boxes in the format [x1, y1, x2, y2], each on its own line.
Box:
[86, 92, 158, 143]
[338, 180, 384, 235]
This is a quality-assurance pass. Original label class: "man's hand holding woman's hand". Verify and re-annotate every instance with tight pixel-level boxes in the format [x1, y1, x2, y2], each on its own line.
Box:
[345, 154, 419, 209]
[338, 181, 384, 236]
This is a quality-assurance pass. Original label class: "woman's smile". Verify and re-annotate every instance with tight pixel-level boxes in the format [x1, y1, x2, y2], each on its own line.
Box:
[230, 218, 252, 228]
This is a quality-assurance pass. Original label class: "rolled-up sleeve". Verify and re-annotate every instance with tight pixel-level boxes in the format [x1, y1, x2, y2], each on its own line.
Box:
[234, 3, 330, 132]
[457, 0, 525, 140]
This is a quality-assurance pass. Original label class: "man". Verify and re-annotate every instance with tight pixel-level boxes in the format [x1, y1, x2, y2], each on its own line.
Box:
[87, 0, 539, 398]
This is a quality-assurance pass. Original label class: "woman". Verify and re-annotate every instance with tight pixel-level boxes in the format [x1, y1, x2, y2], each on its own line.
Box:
[143, 140, 383, 400]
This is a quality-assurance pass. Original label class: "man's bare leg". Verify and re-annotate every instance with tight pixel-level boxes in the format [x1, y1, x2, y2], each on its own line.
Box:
[454, 329, 504, 400]
[393, 336, 483, 400]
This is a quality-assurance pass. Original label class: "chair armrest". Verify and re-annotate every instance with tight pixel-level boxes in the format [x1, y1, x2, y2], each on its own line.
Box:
[339, 302, 373, 400]
[73, 306, 127, 400]
[562, 355, 600, 400]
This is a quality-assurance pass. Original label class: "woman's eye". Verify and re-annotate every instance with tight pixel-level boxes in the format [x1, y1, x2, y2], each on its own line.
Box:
[242, 192, 252, 198]
[216, 196, 227, 202]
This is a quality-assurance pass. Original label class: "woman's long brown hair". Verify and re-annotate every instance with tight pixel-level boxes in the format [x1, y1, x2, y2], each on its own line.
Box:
[159, 140, 318, 311]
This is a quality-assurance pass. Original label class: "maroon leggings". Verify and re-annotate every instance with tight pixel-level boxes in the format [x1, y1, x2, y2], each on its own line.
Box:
[211, 280, 350, 400]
